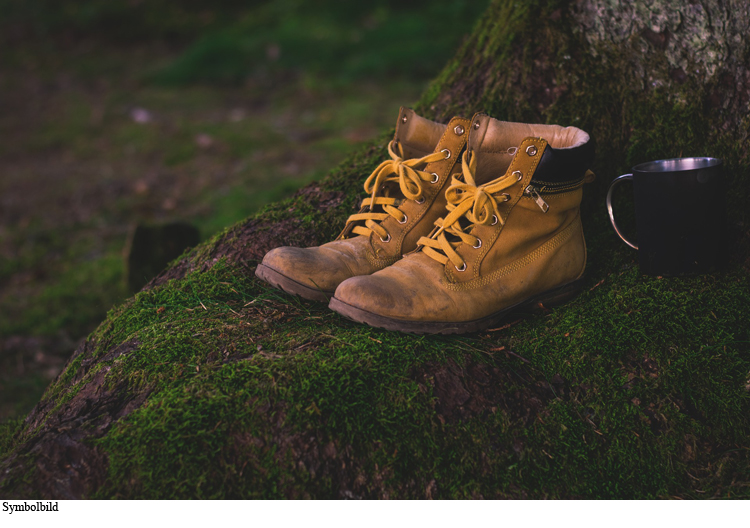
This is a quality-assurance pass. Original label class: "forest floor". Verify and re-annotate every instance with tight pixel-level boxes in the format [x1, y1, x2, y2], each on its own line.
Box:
[0, 0, 483, 421]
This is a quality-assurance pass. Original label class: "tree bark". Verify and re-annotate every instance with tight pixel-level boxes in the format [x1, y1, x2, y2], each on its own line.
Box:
[1, 0, 749, 499]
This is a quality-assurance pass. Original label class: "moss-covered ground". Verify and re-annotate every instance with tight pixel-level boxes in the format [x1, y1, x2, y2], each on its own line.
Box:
[1, 0, 749, 499]
[92, 264, 749, 498]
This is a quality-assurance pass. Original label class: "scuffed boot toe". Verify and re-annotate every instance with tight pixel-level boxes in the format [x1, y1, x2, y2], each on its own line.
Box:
[255, 247, 335, 302]
[330, 272, 452, 334]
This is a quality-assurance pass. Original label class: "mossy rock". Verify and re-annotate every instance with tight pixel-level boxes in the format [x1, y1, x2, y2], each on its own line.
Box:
[1, 0, 749, 499]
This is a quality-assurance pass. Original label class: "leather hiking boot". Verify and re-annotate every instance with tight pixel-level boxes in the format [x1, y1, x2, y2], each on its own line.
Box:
[329, 114, 595, 334]
[255, 108, 471, 301]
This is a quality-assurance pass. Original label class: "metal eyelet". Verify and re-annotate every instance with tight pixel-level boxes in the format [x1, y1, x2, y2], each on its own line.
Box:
[491, 215, 499, 225]
[415, 196, 425, 204]
[472, 238, 482, 249]
[401, 115, 408, 123]
[513, 170, 523, 181]
[501, 193, 511, 202]
[455, 262, 467, 272]
[380, 233, 391, 243]
[441, 148, 451, 159]
[454, 125, 465, 136]
[473, 121, 480, 130]
[430, 173, 439, 184]
[526, 145, 537, 156]
[398, 214, 408, 224]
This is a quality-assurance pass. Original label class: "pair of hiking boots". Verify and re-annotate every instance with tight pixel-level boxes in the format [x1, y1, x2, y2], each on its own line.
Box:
[256, 108, 595, 335]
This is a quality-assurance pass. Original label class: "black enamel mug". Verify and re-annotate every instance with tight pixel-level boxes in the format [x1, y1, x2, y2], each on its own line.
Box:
[607, 157, 726, 275]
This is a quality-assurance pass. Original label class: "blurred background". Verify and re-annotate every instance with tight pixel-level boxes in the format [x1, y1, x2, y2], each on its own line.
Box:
[0, 0, 487, 421]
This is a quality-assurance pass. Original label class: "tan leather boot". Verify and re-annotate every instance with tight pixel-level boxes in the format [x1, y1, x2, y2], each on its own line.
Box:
[329, 114, 595, 333]
[255, 108, 471, 301]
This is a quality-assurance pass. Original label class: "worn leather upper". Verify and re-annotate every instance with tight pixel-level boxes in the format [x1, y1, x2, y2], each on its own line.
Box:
[333, 114, 594, 322]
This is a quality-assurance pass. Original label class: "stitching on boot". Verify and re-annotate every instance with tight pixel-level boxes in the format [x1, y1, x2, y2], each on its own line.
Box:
[446, 213, 581, 291]
[365, 249, 400, 268]
[530, 189, 582, 200]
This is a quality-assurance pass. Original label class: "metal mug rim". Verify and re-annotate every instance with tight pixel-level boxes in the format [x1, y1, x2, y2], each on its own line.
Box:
[633, 157, 722, 174]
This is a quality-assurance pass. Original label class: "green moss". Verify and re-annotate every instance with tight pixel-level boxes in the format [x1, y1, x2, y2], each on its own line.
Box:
[75, 253, 748, 498]
[506, 269, 750, 498]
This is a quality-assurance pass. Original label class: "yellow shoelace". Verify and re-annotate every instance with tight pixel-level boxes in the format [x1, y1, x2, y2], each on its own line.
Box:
[345, 140, 449, 241]
[419, 150, 516, 270]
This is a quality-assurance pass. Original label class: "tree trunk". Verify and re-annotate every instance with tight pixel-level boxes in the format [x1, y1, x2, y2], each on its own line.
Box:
[2, 0, 749, 499]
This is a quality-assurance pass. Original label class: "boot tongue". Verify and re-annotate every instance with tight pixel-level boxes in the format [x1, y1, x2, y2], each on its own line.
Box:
[394, 107, 446, 159]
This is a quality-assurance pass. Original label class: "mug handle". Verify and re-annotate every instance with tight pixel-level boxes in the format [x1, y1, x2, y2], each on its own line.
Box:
[606, 174, 638, 250]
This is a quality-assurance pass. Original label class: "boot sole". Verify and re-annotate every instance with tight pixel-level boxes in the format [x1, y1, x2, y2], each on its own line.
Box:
[255, 263, 334, 302]
[328, 277, 586, 335]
